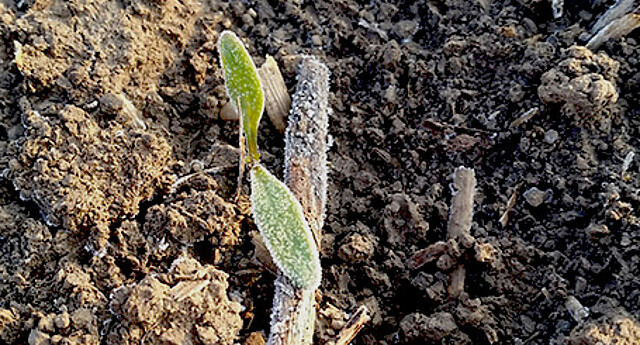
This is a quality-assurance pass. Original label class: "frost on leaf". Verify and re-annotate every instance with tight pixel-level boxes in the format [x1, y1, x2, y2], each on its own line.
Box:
[250, 164, 321, 289]
[218, 31, 264, 161]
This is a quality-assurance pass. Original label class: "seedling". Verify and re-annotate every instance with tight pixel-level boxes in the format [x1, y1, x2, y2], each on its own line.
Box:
[218, 31, 321, 288]
[250, 164, 322, 289]
[218, 31, 264, 162]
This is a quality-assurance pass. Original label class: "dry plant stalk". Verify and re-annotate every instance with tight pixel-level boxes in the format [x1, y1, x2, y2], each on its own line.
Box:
[284, 56, 330, 249]
[588, 0, 640, 49]
[446, 167, 476, 297]
[267, 56, 329, 345]
[408, 167, 477, 298]
[588, 13, 640, 49]
[334, 305, 371, 345]
[269, 276, 317, 345]
[269, 56, 369, 345]
[447, 167, 476, 244]
[590, 0, 639, 34]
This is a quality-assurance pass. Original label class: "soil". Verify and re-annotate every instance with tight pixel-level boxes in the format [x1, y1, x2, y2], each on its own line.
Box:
[0, 0, 639, 345]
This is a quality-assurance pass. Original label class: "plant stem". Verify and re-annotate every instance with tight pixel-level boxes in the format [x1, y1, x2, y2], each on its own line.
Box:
[267, 56, 330, 345]
[283, 55, 330, 248]
[446, 166, 476, 297]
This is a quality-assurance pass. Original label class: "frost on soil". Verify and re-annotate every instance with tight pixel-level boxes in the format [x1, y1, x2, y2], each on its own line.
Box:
[144, 185, 244, 258]
[5, 103, 174, 233]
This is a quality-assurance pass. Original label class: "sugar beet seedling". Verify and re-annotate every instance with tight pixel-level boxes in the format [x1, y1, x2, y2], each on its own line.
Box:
[218, 30, 321, 343]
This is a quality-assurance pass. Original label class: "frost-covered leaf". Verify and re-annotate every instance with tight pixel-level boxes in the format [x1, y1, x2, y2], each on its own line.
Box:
[250, 164, 321, 289]
[218, 30, 264, 161]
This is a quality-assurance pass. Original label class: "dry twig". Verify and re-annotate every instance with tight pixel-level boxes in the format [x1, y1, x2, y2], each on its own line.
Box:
[446, 167, 476, 297]
[588, 0, 640, 49]
[335, 306, 371, 345]
[267, 56, 329, 345]
[408, 167, 478, 298]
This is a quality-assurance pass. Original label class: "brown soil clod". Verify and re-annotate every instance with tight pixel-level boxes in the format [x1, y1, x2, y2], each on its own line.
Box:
[538, 46, 620, 124]
[108, 255, 242, 345]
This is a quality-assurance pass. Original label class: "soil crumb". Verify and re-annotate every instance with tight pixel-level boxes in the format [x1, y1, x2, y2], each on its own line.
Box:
[569, 316, 640, 345]
[107, 255, 242, 345]
[538, 45, 619, 122]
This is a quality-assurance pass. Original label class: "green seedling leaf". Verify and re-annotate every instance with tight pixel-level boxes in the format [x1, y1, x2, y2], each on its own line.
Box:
[251, 163, 321, 289]
[218, 31, 264, 161]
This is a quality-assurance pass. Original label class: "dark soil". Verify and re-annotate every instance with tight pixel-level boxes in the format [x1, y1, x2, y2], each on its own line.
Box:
[1, 0, 639, 344]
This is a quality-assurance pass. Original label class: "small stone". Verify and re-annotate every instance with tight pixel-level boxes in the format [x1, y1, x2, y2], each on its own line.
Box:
[621, 234, 631, 247]
[393, 20, 418, 41]
[7, 124, 24, 140]
[241, 13, 254, 26]
[523, 187, 546, 207]
[586, 223, 610, 239]
[100, 93, 124, 114]
[220, 102, 239, 121]
[565, 296, 589, 322]
[544, 129, 559, 144]
[575, 276, 587, 294]
[54, 312, 70, 329]
[28, 329, 50, 345]
[384, 85, 397, 102]
[311, 35, 323, 46]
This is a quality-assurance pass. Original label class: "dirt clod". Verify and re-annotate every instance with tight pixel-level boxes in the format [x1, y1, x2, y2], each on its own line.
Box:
[108, 255, 242, 345]
[399, 312, 460, 343]
[145, 189, 242, 247]
[7, 104, 174, 232]
[338, 233, 376, 263]
[569, 316, 640, 345]
[523, 187, 547, 207]
[538, 46, 620, 122]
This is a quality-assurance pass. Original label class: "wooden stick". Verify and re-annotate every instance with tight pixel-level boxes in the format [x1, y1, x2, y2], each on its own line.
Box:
[267, 56, 330, 345]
